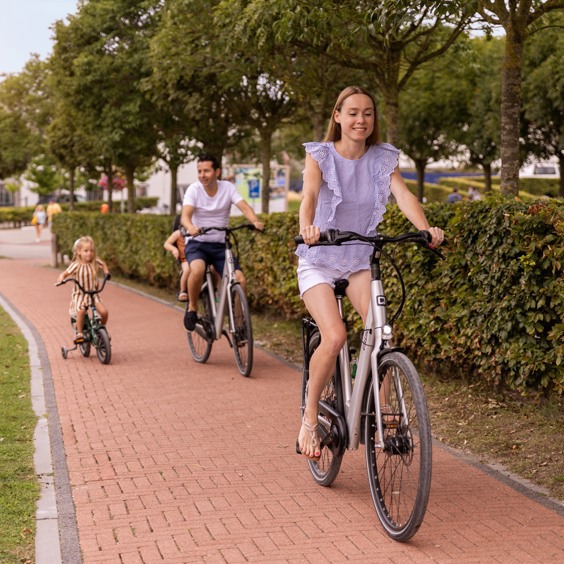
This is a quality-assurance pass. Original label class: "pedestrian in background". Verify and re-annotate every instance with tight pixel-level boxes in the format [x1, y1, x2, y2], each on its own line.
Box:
[46, 199, 62, 226]
[32, 204, 46, 242]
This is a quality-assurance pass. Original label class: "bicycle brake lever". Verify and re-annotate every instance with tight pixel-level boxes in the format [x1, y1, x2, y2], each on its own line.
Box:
[428, 244, 446, 260]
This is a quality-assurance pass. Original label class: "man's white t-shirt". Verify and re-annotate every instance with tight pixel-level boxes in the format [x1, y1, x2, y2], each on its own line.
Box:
[183, 180, 244, 243]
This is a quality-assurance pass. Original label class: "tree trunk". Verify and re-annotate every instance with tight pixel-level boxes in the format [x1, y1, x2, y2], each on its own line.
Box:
[499, 27, 525, 197]
[105, 162, 113, 212]
[483, 162, 492, 193]
[311, 111, 326, 142]
[69, 168, 75, 212]
[170, 164, 178, 215]
[382, 93, 400, 146]
[415, 159, 426, 202]
[559, 154, 564, 198]
[125, 165, 136, 213]
[260, 131, 272, 215]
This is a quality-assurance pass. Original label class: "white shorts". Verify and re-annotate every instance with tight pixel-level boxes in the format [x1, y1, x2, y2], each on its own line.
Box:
[297, 258, 362, 297]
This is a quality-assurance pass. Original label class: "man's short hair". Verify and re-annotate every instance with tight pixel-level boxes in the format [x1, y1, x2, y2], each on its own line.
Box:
[198, 154, 220, 170]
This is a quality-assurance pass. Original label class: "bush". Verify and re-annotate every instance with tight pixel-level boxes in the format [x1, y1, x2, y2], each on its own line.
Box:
[404, 179, 450, 203]
[52, 212, 179, 288]
[438, 176, 558, 200]
[379, 197, 563, 395]
[52, 197, 563, 396]
[0, 197, 158, 227]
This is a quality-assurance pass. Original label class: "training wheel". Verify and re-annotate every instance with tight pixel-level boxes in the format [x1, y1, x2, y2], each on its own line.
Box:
[61, 347, 68, 359]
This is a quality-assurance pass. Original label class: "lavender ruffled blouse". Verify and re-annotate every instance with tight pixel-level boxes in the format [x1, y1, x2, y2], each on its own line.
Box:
[296, 141, 400, 272]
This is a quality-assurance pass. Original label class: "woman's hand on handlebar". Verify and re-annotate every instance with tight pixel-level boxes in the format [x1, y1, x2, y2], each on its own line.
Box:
[253, 220, 265, 231]
[299, 225, 321, 246]
[427, 226, 445, 248]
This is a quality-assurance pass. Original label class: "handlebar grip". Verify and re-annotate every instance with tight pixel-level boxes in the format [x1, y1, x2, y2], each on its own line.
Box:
[420, 230, 432, 243]
[295, 229, 337, 246]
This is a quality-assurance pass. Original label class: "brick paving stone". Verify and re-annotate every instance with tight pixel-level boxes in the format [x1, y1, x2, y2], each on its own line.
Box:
[1, 257, 563, 563]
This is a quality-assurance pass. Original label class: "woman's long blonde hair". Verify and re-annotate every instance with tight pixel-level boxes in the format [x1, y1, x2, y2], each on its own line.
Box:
[323, 86, 380, 145]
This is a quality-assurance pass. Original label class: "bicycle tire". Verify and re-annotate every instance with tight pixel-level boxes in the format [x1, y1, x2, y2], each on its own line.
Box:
[302, 329, 345, 487]
[364, 351, 432, 541]
[230, 284, 253, 377]
[79, 340, 91, 357]
[186, 290, 213, 363]
[75, 317, 91, 356]
[95, 327, 112, 365]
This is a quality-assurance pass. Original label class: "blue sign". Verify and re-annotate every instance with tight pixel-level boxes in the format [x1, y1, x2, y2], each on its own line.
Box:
[248, 178, 260, 198]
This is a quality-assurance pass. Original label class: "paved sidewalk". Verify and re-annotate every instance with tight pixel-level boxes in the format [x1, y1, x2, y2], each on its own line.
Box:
[0, 230, 563, 563]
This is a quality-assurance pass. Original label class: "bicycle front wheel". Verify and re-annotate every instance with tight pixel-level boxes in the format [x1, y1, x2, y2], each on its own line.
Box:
[364, 351, 432, 542]
[186, 290, 213, 363]
[230, 284, 253, 377]
[302, 329, 345, 487]
[95, 327, 112, 365]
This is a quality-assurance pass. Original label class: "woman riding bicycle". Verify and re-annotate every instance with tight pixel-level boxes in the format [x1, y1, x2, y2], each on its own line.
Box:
[296, 86, 444, 461]
[56, 236, 110, 344]
[181, 154, 264, 331]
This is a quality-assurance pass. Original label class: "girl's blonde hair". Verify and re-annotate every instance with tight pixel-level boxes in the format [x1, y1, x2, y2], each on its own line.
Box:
[323, 86, 380, 145]
[72, 236, 98, 264]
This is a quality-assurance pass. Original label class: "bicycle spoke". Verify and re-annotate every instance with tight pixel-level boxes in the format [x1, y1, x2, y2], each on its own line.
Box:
[230, 285, 253, 376]
[365, 352, 432, 541]
[187, 291, 213, 363]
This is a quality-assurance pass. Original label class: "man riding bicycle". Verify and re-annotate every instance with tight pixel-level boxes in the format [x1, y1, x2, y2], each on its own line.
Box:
[181, 154, 264, 331]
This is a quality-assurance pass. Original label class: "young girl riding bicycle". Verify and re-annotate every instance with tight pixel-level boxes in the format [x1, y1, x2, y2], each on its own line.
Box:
[56, 236, 110, 344]
[163, 215, 190, 302]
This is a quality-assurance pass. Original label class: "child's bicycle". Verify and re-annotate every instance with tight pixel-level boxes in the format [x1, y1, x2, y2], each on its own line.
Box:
[186, 224, 259, 377]
[57, 274, 112, 365]
[296, 228, 445, 541]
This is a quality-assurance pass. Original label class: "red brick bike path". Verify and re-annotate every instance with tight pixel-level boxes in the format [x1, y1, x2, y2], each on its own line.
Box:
[1, 257, 562, 563]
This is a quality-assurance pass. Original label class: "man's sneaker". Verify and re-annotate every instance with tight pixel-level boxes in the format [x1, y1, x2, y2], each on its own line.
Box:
[184, 310, 198, 331]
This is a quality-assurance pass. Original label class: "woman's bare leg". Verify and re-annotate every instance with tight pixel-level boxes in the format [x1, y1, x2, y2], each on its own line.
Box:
[299, 283, 347, 459]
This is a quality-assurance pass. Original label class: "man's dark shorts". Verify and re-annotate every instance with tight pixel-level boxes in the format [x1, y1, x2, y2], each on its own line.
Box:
[185, 240, 241, 276]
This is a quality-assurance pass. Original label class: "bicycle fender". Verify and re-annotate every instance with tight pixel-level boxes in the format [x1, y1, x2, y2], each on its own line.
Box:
[377, 347, 405, 362]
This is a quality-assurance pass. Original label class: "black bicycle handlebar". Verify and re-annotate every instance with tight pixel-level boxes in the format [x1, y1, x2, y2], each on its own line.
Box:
[199, 224, 260, 235]
[55, 273, 111, 294]
[295, 229, 445, 259]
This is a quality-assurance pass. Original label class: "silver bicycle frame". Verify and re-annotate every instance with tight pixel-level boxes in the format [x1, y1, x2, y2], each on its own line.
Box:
[203, 245, 238, 341]
[338, 277, 389, 450]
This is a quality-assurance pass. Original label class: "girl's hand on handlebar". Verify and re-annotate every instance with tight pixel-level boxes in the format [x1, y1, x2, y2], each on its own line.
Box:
[299, 225, 320, 246]
[253, 220, 265, 231]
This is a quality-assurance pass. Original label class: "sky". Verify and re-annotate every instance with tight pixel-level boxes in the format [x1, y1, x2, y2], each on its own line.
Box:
[0, 0, 78, 76]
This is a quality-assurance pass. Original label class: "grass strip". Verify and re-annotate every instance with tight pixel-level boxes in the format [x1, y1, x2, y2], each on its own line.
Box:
[0, 306, 38, 564]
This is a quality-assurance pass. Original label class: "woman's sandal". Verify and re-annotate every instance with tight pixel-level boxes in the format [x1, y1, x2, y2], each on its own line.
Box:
[295, 419, 321, 461]
[177, 292, 189, 302]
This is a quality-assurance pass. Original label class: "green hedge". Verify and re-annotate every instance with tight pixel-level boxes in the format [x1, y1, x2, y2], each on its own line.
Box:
[404, 179, 450, 203]
[0, 197, 158, 226]
[378, 197, 563, 395]
[51, 197, 563, 395]
[438, 176, 559, 200]
[52, 211, 179, 287]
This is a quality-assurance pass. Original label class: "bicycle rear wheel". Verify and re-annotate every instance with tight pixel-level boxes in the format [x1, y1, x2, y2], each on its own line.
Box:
[95, 327, 111, 365]
[186, 290, 213, 363]
[302, 329, 345, 487]
[230, 284, 253, 377]
[79, 340, 91, 357]
[364, 351, 432, 541]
